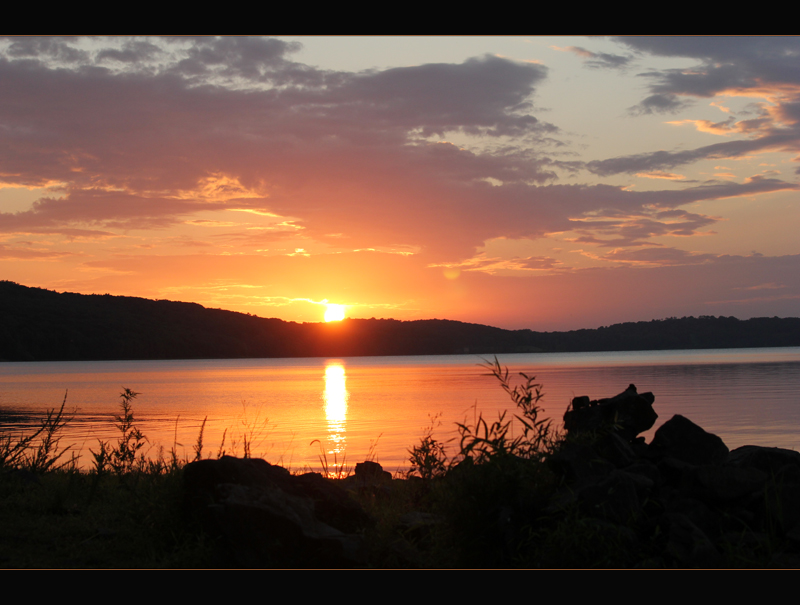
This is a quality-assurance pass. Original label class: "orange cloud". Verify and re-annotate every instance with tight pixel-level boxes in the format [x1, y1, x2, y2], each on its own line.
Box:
[636, 171, 686, 180]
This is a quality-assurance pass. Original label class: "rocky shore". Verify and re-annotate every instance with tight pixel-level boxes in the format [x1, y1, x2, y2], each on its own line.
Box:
[183, 386, 800, 567]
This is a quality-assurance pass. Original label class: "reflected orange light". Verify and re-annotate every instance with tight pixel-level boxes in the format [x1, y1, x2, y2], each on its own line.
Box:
[323, 362, 348, 455]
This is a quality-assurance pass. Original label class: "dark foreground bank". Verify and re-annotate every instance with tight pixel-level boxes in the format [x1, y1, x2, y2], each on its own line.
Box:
[178, 385, 800, 568]
[2, 370, 800, 567]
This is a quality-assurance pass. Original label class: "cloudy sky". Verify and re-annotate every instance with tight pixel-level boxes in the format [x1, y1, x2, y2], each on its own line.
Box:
[2, 36, 800, 330]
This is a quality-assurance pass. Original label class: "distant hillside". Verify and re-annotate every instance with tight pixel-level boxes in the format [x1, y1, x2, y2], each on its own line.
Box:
[2, 281, 800, 361]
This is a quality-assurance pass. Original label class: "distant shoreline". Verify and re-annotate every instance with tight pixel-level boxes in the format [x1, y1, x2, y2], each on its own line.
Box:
[4, 280, 800, 362]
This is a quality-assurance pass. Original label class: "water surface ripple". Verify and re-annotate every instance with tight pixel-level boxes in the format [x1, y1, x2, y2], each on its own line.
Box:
[1, 347, 799, 472]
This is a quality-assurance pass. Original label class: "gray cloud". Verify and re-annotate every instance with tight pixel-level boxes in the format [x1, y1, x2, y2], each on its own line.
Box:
[564, 46, 631, 70]
[167, 36, 311, 86]
[630, 92, 693, 115]
[95, 40, 165, 64]
[584, 37, 800, 173]
[324, 54, 551, 138]
[617, 37, 800, 101]
[587, 134, 800, 176]
[598, 246, 718, 266]
[1, 37, 797, 264]
[615, 36, 800, 65]
[0, 41, 561, 261]
[571, 208, 719, 248]
[4, 37, 89, 63]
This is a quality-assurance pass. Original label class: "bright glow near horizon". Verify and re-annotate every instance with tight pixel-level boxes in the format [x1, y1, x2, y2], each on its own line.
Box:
[324, 304, 346, 322]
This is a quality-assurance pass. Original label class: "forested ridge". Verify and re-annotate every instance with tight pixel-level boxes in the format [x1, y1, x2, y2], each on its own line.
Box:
[3, 281, 800, 361]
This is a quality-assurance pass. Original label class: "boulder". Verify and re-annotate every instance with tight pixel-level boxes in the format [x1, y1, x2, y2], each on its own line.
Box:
[727, 445, 800, 475]
[183, 456, 372, 567]
[563, 384, 657, 441]
[649, 415, 729, 466]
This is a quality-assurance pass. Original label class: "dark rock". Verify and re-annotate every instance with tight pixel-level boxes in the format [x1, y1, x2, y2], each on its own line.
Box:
[686, 464, 767, 504]
[183, 456, 371, 567]
[656, 456, 698, 487]
[563, 384, 657, 441]
[548, 441, 614, 484]
[624, 460, 661, 488]
[761, 464, 800, 533]
[341, 461, 396, 505]
[546, 391, 800, 566]
[649, 415, 729, 465]
[662, 512, 723, 567]
[293, 471, 373, 533]
[727, 445, 800, 475]
[594, 431, 637, 468]
[661, 496, 720, 539]
[354, 460, 392, 482]
[571, 396, 591, 411]
[577, 469, 644, 524]
[183, 456, 290, 497]
[210, 482, 363, 567]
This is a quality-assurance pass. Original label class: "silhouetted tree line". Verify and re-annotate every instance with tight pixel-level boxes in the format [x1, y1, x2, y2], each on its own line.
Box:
[2, 281, 800, 362]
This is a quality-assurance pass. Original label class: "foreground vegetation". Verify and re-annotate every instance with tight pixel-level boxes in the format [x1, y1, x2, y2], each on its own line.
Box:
[2, 360, 797, 568]
[0, 389, 214, 567]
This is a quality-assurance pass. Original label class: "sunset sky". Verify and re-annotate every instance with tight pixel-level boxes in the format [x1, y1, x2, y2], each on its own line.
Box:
[2, 36, 800, 330]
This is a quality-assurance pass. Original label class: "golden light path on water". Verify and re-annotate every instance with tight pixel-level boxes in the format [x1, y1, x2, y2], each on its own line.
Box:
[323, 362, 348, 458]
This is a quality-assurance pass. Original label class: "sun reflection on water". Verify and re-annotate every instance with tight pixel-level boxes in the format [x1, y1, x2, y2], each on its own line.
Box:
[323, 361, 349, 455]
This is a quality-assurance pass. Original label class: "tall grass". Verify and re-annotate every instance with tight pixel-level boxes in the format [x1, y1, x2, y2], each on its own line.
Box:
[399, 357, 565, 566]
[0, 388, 216, 568]
[91, 388, 149, 475]
[310, 438, 350, 479]
[0, 391, 76, 473]
[407, 357, 558, 477]
[229, 400, 272, 459]
[408, 413, 447, 480]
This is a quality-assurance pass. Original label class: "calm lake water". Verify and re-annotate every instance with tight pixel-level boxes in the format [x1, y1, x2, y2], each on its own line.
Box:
[2, 348, 800, 473]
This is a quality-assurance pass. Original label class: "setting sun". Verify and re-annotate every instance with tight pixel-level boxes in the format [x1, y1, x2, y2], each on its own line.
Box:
[324, 304, 346, 322]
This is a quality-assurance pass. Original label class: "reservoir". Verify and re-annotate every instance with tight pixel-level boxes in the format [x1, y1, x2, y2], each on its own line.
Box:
[2, 347, 800, 473]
